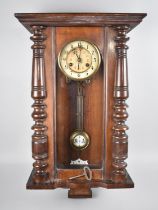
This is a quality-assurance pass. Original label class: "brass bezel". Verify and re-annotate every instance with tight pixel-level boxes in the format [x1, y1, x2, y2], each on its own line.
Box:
[70, 130, 90, 150]
[58, 40, 101, 81]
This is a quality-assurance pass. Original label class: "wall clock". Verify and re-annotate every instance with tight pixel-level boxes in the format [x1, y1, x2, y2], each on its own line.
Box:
[15, 13, 146, 198]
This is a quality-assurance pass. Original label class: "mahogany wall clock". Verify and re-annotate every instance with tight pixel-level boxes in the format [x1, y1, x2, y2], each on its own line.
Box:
[15, 13, 146, 198]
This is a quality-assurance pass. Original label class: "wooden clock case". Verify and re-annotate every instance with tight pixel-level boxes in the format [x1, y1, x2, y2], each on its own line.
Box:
[15, 13, 146, 198]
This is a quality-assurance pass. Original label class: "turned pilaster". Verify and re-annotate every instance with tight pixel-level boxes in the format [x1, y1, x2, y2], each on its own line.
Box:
[112, 25, 130, 183]
[30, 25, 49, 183]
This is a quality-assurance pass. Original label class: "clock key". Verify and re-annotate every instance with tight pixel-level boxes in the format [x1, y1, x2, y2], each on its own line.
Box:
[69, 166, 92, 181]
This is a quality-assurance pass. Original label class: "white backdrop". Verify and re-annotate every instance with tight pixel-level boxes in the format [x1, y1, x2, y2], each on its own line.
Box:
[0, 0, 157, 210]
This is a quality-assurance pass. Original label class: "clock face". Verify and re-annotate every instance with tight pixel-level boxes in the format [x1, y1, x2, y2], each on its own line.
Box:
[70, 131, 90, 150]
[58, 40, 101, 81]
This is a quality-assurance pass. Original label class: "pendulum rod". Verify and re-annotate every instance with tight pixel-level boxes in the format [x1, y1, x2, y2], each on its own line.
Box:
[76, 82, 84, 158]
[76, 82, 84, 131]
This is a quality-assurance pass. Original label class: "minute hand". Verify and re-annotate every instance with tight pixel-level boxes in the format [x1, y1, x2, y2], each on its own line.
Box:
[74, 50, 79, 59]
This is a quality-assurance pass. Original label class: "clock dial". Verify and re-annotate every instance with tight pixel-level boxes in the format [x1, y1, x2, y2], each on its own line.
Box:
[58, 40, 101, 80]
[70, 131, 90, 150]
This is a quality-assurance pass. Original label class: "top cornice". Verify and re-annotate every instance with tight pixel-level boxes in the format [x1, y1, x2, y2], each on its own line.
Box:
[15, 13, 147, 33]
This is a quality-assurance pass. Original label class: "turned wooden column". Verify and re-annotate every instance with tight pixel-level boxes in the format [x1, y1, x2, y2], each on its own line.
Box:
[30, 25, 49, 183]
[112, 25, 130, 183]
